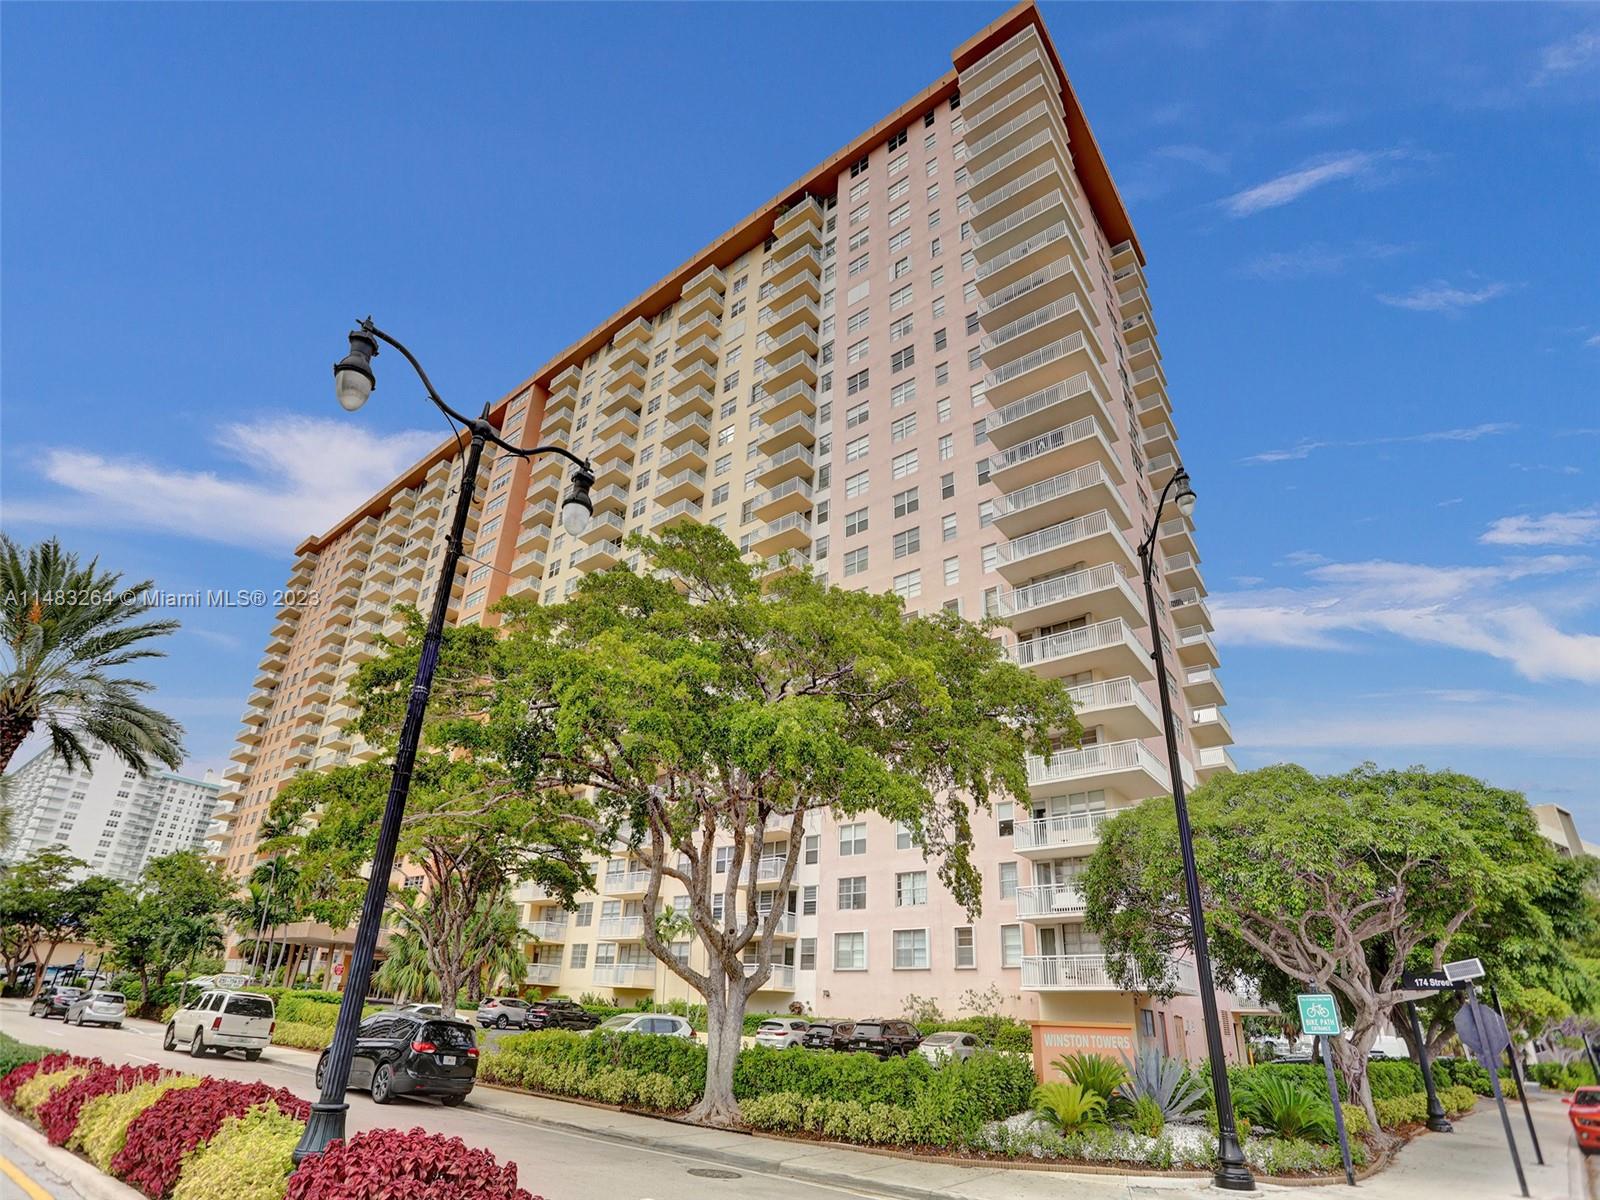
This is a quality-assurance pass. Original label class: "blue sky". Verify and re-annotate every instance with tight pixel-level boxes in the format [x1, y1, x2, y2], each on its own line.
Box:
[3, 4, 1596, 821]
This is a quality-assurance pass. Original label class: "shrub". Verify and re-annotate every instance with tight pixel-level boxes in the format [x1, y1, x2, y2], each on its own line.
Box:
[39, 1062, 167, 1145]
[1442, 1084, 1477, 1116]
[72, 1077, 203, 1172]
[1373, 1092, 1428, 1128]
[15, 1064, 93, 1119]
[172, 1103, 303, 1200]
[271, 1023, 332, 1051]
[1129, 1094, 1165, 1137]
[0, 1032, 54, 1079]
[283, 1126, 537, 1200]
[1121, 1049, 1206, 1121]
[1237, 1074, 1335, 1142]
[0, 1052, 79, 1107]
[114, 1079, 311, 1200]
[1053, 1052, 1126, 1101]
[1339, 1102, 1370, 1138]
[918, 1015, 1033, 1054]
[1030, 1082, 1107, 1133]
[1433, 1056, 1491, 1095]
[1247, 1135, 1368, 1175]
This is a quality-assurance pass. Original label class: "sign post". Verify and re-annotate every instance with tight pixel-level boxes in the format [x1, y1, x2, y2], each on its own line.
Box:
[1489, 983, 1543, 1165]
[1453, 967, 1527, 1199]
[1297, 992, 1355, 1187]
[1400, 971, 1452, 1133]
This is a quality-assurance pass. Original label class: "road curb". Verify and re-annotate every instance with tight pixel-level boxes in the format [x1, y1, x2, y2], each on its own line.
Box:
[0, 1111, 144, 1200]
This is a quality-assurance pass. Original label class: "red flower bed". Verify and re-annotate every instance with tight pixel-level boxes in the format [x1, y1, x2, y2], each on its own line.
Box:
[112, 1078, 311, 1199]
[285, 1127, 538, 1200]
[39, 1063, 168, 1146]
[0, 1054, 92, 1107]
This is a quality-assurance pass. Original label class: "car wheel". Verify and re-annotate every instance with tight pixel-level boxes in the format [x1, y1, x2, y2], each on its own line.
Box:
[441, 1094, 466, 1107]
[496, 1015, 509, 1029]
[163, 1024, 177, 1052]
[371, 1064, 394, 1105]
[245, 1050, 261, 1062]
[112, 1024, 122, 1031]
[315, 1056, 327, 1090]
[190, 1030, 207, 1058]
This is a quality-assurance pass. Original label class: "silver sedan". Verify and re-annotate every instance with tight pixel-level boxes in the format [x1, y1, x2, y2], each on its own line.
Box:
[64, 990, 126, 1028]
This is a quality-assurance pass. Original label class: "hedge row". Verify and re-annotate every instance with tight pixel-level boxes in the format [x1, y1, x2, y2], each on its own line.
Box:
[1229, 1056, 1503, 1102]
[0, 1054, 541, 1200]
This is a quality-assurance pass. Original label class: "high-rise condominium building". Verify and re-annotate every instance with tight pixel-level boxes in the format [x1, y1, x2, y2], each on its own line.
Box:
[213, 2, 1246, 1059]
[4, 737, 221, 884]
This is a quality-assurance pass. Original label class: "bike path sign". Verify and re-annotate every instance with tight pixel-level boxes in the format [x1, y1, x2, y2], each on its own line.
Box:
[1297, 993, 1342, 1036]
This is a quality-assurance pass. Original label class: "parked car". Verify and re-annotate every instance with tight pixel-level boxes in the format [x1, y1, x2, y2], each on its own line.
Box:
[1567, 1087, 1600, 1154]
[28, 986, 82, 1020]
[476, 996, 532, 1029]
[754, 1017, 812, 1049]
[393, 1003, 445, 1017]
[65, 991, 126, 1029]
[164, 989, 275, 1061]
[802, 1021, 855, 1051]
[845, 1019, 922, 1058]
[594, 1013, 695, 1038]
[524, 999, 601, 1031]
[315, 1012, 479, 1106]
[916, 1030, 983, 1063]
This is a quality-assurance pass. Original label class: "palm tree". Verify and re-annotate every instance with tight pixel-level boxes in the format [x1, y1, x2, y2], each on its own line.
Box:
[468, 895, 529, 1003]
[0, 536, 184, 773]
[373, 899, 438, 1004]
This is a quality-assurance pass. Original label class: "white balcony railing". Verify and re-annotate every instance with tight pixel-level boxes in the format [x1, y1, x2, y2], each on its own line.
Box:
[1008, 617, 1142, 670]
[592, 962, 656, 987]
[598, 916, 645, 940]
[1026, 739, 1169, 791]
[1015, 884, 1088, 919]
[1013, 810, 1108, 852]
[525, 962, 561, 986]
[744, 962, 797, 990]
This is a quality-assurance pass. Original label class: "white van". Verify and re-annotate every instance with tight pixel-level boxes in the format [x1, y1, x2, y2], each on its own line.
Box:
[164, 990, 276, 1061]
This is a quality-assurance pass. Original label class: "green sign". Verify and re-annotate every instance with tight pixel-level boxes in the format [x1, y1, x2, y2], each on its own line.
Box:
[1297, 993, 1342, 1036]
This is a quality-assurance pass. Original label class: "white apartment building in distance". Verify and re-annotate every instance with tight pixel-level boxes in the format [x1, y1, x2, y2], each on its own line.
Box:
[213, 2, 1254, 1062]
[3, 737, 221, 884]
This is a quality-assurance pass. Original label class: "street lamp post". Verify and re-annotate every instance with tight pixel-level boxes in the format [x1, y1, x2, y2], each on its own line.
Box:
[292, 319, 593, 1165]
[1137, 468, 1255, 1192]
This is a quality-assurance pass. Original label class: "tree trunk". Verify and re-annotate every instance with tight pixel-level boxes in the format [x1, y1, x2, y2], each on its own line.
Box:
[0, 713, 35, 776]
[1333, 1027, 1386, 1143]
[689, 971, 747, 1126]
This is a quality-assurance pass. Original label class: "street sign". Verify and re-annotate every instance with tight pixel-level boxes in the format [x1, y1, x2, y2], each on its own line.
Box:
[1444, 957, 1485, 983]
[1402, 969, 1452, 992]
[212, 972, 250, 990]
[1455, 1003, 1511, 1067]
[75, 953, 86, 971]
[1297, 993, 1342, 1036]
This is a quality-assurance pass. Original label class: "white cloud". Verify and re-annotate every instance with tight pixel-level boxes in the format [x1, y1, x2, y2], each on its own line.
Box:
[1151, 144, 1230, 175]
[1211, 554, 1600, 684]
[1240, 241, 1412, 281]
[1585, 333, 1600, 349]
[1221, 150, 1405, 217]
[1242, 421, 1515, 465]
[1533, 29, 1600, 85]
[6, 415, 440, 553]
[1376, 280, 1510, 313]
[1481, 508, 1600, 547]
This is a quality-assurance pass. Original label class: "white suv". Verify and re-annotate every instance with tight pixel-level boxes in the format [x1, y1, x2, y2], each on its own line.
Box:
[754, 1017, 812, 1049]
[165, 990, 275, 1061]
[594, 1013, 695, 1038]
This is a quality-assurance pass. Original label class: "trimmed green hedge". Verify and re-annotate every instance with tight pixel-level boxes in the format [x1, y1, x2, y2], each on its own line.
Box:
[0, 1032, 54, 1080]
[916, 1016, 1033, 1054]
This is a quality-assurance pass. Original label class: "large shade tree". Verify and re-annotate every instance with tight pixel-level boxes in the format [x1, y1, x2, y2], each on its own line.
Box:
[491, 526, 1076, 1123]
[0, 535, 184, 773]
[1083, 764, 1562, 1136]
[0, 849, 118, 994]
[92, 850, 231, 1012]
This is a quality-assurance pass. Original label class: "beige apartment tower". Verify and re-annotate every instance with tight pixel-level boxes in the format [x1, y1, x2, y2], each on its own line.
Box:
[213, 2, 1249, 1061]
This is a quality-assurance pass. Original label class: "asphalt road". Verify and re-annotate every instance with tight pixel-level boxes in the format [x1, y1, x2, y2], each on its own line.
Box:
[0, 1000, 880, 1200]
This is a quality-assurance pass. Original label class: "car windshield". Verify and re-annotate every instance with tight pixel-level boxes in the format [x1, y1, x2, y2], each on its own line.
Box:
[226, 995, 274, 1018]
[423, 1022, 476, 1048]
[55, 988, 82, 998]
[91, 992, 124, 1003]
[597, 1015, 636, 1031]
[1576, 1088, 1600, 1105]
[854, 1023, 883, 1037]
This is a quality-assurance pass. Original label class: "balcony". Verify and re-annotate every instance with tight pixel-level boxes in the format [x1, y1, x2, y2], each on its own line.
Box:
[615, 315, 653, 348]
[1164, 551, 1204, 595]
[666, 384, 716, 421]
[604, 361, 646, 394]
[765, 243, 821, 288]
[654, 468, 706, 505]
[773, 195, 824, 239]
[760, 380, 818, 424]
[766, 321, 819, 360]
[771, 213, 823, 256]
[523, 920, 568, 943]
[966, 98, 1069, 174]
[1198, 746, 1239, 781]
[985, 372, 1114, 452]
[1022, 955, 1196, 994]
[1138, 388, 1173, 429]
[1016, 884, 1088, 922]
[758, 911, 799, 936]
[756, 411, 816, 456]
[753, 477, 814, 522]
[525, 963, 562, 987]
[747, 963, 797, 992]
[591, 484, 630, 518]
[592, 962, 656, 989]
[1146, 452, 1181, 489]
[1183, 666, 1225, 707]
[658, 439, 709, 475]
[540, 401, 575, 437]
[992, 462, 1129, 539]
[581, 512, 626, 545]
[604, 870, 651, 897]
[1028, 738, 1169, 801]
[967, 129, 1068, 205]
[754, 443, 815, 488]
[1000, 562, 1145, 642]
[576, 540, 624, 572]
[662, 411, 712, 449]
[512, 550, 547, 578]
[1064, 676, 1162, 741]
[1140, 418, 1176, 461]
[651, 498, 703, 531]
[1009, 617, 1152, 681]
[988, 414, 1118, 492]
[1170, 588, 1213, 633]
[1120, 281, 1154, 328]
[1176, 626, 1219, 669]
[598, 916, 645, 940]
[981, 295, 1095, 368]
[750, 512, 812, 557]
[677, 305, 722, 342]
[1158, 516, 1196, 559]
[762, 349, 818, 394]
[518, 519, 554, 551]
[598, 405, 640, 439]
[682, 262, 726, 302]
[673, 333, 720, 369]
[592, 454, 634, 491]
[960, 29, 1048, 116]
[977, 254, 1092, 333]
[983, 330, 1107, 410]
[669, 362, 716, 395]
[1190, 705, 1234, 748]
[761, 294, 821, 337]
[1127, 336, 1159, 373]
[995, 509, 1135, 583]
[963, 63, 1058, 143]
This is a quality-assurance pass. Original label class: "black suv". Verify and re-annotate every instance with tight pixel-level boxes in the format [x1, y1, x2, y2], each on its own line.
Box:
[315, 1012, 479, 1106]
[28, 986, 82, 1020]
[524, 999, 600, 1031]
[802, 1021, 855, 1050]
[845, 1019, 922, 1058]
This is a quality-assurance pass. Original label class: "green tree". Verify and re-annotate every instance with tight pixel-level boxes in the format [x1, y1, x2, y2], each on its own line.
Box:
[93, 850, 231, 1011]
[1083, 764, 1559, 1136]
[266, 613, 597, 1018]
[492, 526, 1075, 1123]
[0, 535, 184, 773]
[0, 849, 117, 994]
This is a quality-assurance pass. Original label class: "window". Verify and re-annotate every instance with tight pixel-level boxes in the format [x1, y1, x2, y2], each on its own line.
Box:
[805, 835, 819, 865]
[575, 902, 594, 927]
[848, 253, 870, 277]
[891, 412, 917, 442]
[998, 861, 1019, 899]
[889, 284, 914, 312]
[891, 449, 918, 479]
[886, 126, 907, 151]
[712, 483, 730, 505]
[888, 153, 908, 178]
[941, 512, 957, 542]
[896, 871, 928, 906]
[849, 202, 870, 226]
[982, 543, 999, 573]
[849, 176, 870, 202]
[845, 400, 870, 428]
[893, 929, 930, 969]
[941, 472, 956, 499]
[846, 306, 871, 333]
[893, 487, 919, 518]
[893, 527, 920, 558]
[845, 435, 870, 463]
[715, 453, 732, 477]
[1001, 924, 1022, 968]
[943, 556, 960, 586]
[839, 822, 866, 855]
[834, 932, 867, 971]
[800, 938, 817, 971]
[718, 423, 735, 446]
[938, 433, 954, 461]
[888, 227, 911, 253]
[954, 927, 976, 969]
[838, 876, 867, 910]
[979, 500, 997, 529]
[891, 346, 915, 373]
[892, 568, 921, 600]
[847, 337, 870, 364]
[715, 845, 733, 873]
[844, 507, 869, 536]
[844, 547, 869, 577]
[569, 944, 589, 969]
[888, 177, 910, 201]
[892, 256, 912, 280]
[888, 202, 910, 227]
[845, 470, 869, 498]
[803, 884, 818, 915]
[928, 208, 941, 230]
[890, 379, 917, 407]
[889, 314, 913, 342]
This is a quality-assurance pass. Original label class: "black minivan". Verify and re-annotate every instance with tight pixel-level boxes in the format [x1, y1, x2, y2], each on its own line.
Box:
[315, 1011, 479, 1106]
